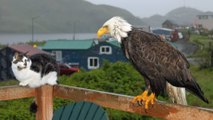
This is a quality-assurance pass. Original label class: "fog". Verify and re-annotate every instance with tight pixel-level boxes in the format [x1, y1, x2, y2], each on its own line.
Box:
[86, 0, 213, 18]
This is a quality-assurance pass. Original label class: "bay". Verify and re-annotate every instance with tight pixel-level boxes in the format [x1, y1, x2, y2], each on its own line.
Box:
[0, 33, 96, 45]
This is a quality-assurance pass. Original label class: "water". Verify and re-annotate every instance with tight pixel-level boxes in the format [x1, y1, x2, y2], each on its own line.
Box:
[0, 33, 96, 45]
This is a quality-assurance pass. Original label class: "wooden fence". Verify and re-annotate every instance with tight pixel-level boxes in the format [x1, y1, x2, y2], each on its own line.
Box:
[0, 84, 213, 120]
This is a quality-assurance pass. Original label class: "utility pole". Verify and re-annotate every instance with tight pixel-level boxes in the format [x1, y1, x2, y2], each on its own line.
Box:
[183, 0, 186, 8]
[73, 22, 76, 40]
[32, 16, 40, 43]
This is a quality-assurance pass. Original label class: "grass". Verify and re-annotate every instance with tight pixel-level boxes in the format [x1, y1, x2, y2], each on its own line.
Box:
[190, 34, 213, 49]
[188, 66, 213, 108]
[0, 98, 35, 120]
[0, 80, 18, 87]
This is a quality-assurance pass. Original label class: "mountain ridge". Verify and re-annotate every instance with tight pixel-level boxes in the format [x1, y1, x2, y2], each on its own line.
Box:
[141, 7, 207, 27]
[0, 0, 145, 33]
[0, 1, 212, 33]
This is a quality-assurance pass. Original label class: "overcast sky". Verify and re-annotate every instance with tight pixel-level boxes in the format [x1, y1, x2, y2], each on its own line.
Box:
[86, 0, 213, 18]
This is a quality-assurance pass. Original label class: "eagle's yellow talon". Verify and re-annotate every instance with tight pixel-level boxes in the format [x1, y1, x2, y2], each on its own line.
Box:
[132, 90, 156, 110]
[149, 93, 155, 105]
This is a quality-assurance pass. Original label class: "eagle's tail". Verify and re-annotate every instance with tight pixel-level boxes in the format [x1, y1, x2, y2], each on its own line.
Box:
[166, 82, 187, 105]
[186, 79, 209, 104]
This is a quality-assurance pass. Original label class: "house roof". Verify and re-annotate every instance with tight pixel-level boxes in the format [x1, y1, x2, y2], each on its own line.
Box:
[197, 12, 213, 16]
[152, 28, 173, 35]
[163, 20, 179, 26]
[8, 44, 49, 56]
[42, 39, 95, 50]
[107, 39, 121, 47]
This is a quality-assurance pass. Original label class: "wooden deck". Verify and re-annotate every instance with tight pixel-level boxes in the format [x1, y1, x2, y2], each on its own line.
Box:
[0, 85, 213, 120]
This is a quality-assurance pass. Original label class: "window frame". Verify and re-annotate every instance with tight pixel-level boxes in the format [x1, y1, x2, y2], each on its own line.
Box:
[100, 46, 112, 55]
[87, 57, 99, 69]
[52, 50, 62, 62]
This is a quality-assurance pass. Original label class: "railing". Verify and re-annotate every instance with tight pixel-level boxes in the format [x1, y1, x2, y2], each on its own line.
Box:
[0, 85, 213, 120]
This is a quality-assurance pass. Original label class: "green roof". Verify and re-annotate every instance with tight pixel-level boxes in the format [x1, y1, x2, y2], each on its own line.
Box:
[42, 39, 94, 50]
[107, 39, 121, 48]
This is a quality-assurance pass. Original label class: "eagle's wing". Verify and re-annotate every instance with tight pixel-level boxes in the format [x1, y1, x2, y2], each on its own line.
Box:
[121, 42, 130, 59]
[122, 28, 208, 103]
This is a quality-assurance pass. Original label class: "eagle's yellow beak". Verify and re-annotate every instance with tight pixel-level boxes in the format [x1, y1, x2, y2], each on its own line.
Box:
[97, 26, 109, 38]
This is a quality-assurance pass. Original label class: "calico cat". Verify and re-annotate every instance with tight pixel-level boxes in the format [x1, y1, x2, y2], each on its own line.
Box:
[11, 52, 59, 88]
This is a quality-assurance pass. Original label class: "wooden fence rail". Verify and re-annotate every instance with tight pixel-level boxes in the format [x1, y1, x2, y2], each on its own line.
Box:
[0, 84, 213, 120]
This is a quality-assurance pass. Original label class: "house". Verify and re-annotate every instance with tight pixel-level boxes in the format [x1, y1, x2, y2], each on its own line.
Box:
[0, 44, 49, 81]
[42, 39, 127, 70]
[162, 20, 179, 29]
[152, 28, 180, 42]
[196, 12, 213, 30]
[152, 28, 173, 41]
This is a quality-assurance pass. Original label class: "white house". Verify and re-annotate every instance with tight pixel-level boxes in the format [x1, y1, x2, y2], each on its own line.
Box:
[196, 12, 213, 30]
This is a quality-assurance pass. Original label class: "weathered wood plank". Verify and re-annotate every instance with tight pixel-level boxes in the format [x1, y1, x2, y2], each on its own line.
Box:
[54, 84, 213, 120]
[36, 85, 53, 120]
[0, 85, 35, 101]
[0, 85, 213, 120]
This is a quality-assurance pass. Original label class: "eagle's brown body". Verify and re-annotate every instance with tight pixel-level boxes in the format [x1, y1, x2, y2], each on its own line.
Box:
[121, 28, 208, 103]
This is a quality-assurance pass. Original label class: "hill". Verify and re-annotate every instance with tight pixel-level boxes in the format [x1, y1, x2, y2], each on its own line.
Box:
[0, 0, 145, 33]
[141, 14, 166, 27]
[141, 7, 204, 27]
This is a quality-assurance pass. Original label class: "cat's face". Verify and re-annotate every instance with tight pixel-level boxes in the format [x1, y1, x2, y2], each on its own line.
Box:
[12, 52, 31, 71]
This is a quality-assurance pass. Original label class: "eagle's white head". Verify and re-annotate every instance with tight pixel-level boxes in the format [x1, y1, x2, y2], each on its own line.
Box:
[97, 16, 132, 42]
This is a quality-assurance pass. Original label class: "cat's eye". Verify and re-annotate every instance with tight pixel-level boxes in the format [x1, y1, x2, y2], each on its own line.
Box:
[13, 61, 18, 64]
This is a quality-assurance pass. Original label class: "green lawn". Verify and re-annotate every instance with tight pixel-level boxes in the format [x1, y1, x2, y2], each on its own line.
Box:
[188, 66, 213, 107]
[190, 34, 213, 49]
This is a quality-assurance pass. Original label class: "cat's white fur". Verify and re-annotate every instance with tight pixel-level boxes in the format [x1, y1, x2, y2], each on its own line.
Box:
[103, 16, 132, 43]
[11, 56, 57, 88]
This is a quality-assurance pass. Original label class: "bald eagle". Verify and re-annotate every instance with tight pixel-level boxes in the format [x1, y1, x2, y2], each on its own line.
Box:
[97, 16, 208, 109]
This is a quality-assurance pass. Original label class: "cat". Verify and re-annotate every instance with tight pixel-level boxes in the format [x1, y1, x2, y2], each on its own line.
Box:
[11, 52, 59, 88]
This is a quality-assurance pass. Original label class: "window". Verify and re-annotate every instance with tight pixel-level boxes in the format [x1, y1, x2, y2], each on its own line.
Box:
[198, 15, 208, 20]
[52, 51, 62, 62]
[100, 46, 112, 54]
[88, 57, 99, 69]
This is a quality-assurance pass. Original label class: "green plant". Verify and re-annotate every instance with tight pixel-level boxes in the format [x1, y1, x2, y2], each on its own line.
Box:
[190, 34, 213, 69]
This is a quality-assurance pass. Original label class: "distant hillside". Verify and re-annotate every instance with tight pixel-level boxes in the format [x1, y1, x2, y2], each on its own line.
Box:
[141, 14, 166, 27]
[165, 7, 203, 25]
[0, 0, 145, 33]
[141, 7, 204, 27]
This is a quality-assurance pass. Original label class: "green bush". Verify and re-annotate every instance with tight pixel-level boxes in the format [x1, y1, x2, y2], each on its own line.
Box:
[60, 61, 145, 96]
[193, 49, 211, 69]
[0, 98, 35, 120]
[190, 34, 213, 69]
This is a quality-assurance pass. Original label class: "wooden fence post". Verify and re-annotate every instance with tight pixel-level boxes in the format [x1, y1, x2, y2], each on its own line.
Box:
[36, 85, 53, 120]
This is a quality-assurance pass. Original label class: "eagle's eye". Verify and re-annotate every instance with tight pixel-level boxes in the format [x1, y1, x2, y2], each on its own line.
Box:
[103, 26, 108, 29]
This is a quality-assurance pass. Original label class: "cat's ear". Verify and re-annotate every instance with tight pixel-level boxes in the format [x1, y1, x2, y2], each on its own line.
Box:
[14, 52, 19, 59]
[23, 51, 29, 56]
[23, 51, 31, 61]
